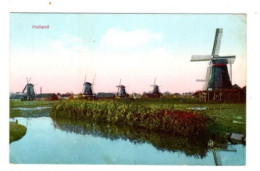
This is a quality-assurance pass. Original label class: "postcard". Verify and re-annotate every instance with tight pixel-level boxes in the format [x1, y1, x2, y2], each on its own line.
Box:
[9, 13, 246, 166]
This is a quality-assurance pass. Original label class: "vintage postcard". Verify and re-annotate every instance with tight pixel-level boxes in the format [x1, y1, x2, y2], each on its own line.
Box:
[9, 13, 246, 165]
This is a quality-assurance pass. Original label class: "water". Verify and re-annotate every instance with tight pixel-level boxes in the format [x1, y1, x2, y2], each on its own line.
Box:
[10, 116, 245, 165]
[12, 107, 51, 110]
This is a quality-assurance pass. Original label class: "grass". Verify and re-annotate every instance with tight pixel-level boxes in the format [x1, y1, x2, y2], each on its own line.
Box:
[10, 100, 54, 108]
[10, 121, 27, 143]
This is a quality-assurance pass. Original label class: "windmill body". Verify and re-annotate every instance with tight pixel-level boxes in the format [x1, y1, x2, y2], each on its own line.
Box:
[82, 74, 96, 98]
[152, 85, 160, 95]
[21, 78, 36, 100]
[151, 78, 161, 96]
[191, 28, 235, 90]
[25, 83, 36, 97]
[116, 79, 128, 98]
[82, 82, 93, 96]
[208, 59, 232, 89]
[117, 85, 127, 97]
[143, 78, 161, 98]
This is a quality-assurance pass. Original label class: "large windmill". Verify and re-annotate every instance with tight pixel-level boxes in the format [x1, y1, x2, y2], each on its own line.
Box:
[82, 74, 96, 98]
[191, 28, 235, 90]
[116, 79, 128, 98]
[22, 77, 36, 100]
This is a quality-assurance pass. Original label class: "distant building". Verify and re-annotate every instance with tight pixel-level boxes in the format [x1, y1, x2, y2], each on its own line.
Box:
[196, 85, 246, 103]
[96, 93, 115, 99]
[132, 93, 142, 99]
[57, 93, 73, 100]
[35, 93, 58, 101]
[172, 93, 181, 98]
[10, 94, 25, 100]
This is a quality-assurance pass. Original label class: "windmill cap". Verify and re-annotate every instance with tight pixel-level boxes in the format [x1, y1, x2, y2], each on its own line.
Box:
[117, 85, 125, 88]
[83, 82, 92, 85]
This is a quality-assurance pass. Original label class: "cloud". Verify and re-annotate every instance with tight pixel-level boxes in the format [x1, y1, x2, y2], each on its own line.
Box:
[51, 33, 88, 55]
[100, 28, 162, 51]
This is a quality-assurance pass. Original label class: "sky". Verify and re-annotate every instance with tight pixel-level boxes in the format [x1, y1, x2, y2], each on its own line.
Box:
[10, 13, 246, 94]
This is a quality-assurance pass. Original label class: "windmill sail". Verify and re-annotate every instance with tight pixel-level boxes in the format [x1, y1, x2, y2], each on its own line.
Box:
[191, 28, 236, 90]
[117, 79, 121, 94]
[212, 28, 223, 56]
[191, 55, 212, 62]
[22, 85, 27, 93]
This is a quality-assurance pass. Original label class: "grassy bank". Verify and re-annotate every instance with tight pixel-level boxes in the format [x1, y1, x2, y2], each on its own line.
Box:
[50, 99, 215, 138]
[10, 121, 27, 143]
[10, 100, 53, 118]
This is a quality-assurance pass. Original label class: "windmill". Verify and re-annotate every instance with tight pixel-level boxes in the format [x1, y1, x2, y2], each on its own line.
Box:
[116, 79, 128, 98]
[82, 74, 96, 98]
[22, 77, 36, 100]
[191, 28, 235, 90]
[150, 78, 161, 96]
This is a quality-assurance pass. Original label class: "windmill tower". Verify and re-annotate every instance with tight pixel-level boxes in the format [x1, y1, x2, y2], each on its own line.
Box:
[116, 79, 128, 98]
[191, 28, 235, 90]
[22, 77, 36, 100]
[151, 77, 160, 95]
[82, 74, 95, 98]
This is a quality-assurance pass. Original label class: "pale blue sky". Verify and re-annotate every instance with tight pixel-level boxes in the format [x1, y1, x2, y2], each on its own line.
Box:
[10, 13, 246, 94]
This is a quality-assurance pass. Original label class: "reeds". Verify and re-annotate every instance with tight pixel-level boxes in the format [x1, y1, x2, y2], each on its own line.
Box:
[50, 99, 211, 138]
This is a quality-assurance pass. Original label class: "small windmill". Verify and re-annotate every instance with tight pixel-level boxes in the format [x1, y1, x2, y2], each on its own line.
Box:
[22, 77, 36, 100]
[82, 74, 96, 97]
[116, 79, 128, 98]
[191, 28, 236, 90]
[150, 78, 160, 95]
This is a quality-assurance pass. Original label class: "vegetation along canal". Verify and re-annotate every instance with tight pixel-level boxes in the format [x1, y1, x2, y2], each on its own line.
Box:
[9, 99, 245, 165]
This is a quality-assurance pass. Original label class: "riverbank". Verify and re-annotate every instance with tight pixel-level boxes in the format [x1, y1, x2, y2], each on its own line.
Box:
[10, 121, 27, 143]
[10, 98, 246, 141]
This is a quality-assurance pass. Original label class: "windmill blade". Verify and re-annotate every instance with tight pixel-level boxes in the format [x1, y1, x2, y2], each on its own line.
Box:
[92, 74, 96, 85]
[212, 28, 223, 56]
[215, 151, 222, 166]
[191, 55, 212, 62]
[154, 77, 156, 87]
[203, 66, 212, 90]
[22, 85, 27, 93]
[117, 79, 121, 94]
[84, 74, 87, 83]
[27, 77, 32, 84]
[91, 74, 96, 94]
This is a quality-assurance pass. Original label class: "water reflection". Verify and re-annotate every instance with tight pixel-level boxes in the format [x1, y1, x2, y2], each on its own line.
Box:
[51, 117, 212, 158]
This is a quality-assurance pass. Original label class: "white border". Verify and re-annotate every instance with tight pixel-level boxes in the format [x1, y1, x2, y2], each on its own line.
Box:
[1, 0, 260, 171]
